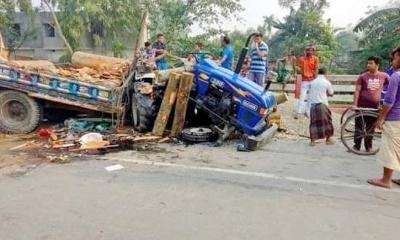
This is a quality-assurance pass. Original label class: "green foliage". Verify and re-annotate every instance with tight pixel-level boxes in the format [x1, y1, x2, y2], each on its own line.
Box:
[268, 1, 338, 68]
[0, 0, 37, 55]
[54, 0, 143, 55]
[42, 0, 242, 58]
[352, 1, 400, 73]
[149, 0, 243, 56]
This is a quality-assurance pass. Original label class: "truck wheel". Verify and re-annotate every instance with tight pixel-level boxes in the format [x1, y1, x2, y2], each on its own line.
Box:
[0, 91, 42, 134]
[131, 92, 158, 132]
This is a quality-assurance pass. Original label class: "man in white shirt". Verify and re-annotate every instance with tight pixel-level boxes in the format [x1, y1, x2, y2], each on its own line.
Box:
[308, 68, 335, 146]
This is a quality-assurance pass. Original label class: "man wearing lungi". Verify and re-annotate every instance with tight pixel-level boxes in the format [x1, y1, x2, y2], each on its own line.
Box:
[368, 47, 400, 189]
[308, 68, 335, 146]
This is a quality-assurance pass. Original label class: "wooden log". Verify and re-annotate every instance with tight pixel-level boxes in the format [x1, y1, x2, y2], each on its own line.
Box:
[170, 72, 194, 137]
[7, 60, 56, 71]
[71, 51, 130, 70]
[152, 73, 181, 136]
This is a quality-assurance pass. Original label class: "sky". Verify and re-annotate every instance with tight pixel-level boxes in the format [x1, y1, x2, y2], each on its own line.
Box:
[31, 0, 390, 33]
[216, 0, 390, 33]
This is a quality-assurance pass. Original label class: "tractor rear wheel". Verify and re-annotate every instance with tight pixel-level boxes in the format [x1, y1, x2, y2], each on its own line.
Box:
[131, 92, 158, 132]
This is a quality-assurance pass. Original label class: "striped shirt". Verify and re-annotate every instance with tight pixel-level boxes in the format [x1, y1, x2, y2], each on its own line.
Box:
[250, 42, 269, 73]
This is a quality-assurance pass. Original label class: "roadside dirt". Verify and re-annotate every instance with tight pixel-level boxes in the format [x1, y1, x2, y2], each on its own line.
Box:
[274, 96, 345, 140]
[0, 134, 48, 176]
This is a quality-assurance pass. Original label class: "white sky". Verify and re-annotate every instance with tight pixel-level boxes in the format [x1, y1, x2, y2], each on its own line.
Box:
[218, 0, 390, 33]
[32, 0, 389, 33]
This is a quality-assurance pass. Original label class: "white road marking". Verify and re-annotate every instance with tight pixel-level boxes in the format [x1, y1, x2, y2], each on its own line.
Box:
[106, 157, 400, 193]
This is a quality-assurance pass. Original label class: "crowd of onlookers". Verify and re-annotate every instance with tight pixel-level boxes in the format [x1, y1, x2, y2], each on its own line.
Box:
[138, 32, 400, 190]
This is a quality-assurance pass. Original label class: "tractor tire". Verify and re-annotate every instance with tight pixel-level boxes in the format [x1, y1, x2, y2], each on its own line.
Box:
[181, 127, 217, 143]
[131, 92, 158, 133]
[0, 90, 42, 134]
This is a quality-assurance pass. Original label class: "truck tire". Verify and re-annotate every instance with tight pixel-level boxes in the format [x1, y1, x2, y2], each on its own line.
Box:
[131, 92, 158, 132]
[0, 90, 42, 134]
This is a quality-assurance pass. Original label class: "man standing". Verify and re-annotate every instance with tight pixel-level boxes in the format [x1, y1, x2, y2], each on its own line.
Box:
[248, 33, 269, 86]
[353, 56, 389, 152]
[308, 68, 335, 146]
[219, 36, 234, 70]
[153, 33, 168, 70]
[297, 46, 320, 118]
[368, 47, 400, 189]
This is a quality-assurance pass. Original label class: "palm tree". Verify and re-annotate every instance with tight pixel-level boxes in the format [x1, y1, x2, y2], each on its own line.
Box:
[354, 7, 400, 41]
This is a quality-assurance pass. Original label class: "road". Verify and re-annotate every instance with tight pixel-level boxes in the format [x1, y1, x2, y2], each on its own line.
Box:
[1, 138, 399, 240]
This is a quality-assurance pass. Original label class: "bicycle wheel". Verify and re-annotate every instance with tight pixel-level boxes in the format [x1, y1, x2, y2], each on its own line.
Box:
[340, 106, 353, 126]
[341, 111, 381, 155]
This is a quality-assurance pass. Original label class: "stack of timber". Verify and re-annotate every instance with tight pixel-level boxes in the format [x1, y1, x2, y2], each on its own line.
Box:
[2, 51, 131, 89]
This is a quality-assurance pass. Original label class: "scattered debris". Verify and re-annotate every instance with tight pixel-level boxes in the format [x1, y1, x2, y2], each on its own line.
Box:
[105, 164, 124, 172]
[47, 155, 70, 164]
[9, 141, 36, 151]
[65, 118, 112, 134]
[79, 133, 104, 145]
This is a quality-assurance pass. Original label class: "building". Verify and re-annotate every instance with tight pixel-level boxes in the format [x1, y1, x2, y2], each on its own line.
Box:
[7, 11, 93, 62]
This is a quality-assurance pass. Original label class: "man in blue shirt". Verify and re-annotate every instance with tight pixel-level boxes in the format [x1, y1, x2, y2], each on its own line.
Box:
[153, 33, 168, 70]
[249, 33, 269, 86]
[219, 36, 234, 70]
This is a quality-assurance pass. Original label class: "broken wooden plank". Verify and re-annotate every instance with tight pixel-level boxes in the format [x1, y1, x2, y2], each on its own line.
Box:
[152, 72, 181, 136]
[170, 72, 194, 137]
[10, 140, 35, 151]
[133, 136, 162, 142]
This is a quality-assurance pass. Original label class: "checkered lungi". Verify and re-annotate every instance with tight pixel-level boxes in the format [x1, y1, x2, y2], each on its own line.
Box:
[309, 103, 334, 140]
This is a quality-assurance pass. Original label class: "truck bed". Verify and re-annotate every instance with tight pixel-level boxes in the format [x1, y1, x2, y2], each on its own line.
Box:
[0, 63, 125, 114]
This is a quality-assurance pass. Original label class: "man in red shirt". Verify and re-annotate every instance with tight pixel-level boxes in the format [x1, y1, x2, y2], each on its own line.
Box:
[353, 56, 390, 152]
[296, 45, 320, 118]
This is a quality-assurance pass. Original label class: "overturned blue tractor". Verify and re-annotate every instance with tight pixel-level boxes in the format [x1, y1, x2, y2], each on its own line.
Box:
[131, 34, 287, 151]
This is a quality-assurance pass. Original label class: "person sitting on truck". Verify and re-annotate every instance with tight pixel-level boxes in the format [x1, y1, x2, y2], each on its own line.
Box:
[188, 42, 206, 63]
[153, 33, 168, 70]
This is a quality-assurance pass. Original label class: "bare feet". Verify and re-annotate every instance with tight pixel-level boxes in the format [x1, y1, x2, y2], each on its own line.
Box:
[392, 179, 400, 186]
[326, 137, 335, 145]
[367, 178, 392, 189]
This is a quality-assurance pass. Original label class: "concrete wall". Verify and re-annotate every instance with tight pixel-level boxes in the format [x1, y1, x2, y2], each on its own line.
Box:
[9, 12, 89, 61]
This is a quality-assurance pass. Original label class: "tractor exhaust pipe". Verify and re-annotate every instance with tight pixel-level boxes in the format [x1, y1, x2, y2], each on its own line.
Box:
[234, 33, 257, 74]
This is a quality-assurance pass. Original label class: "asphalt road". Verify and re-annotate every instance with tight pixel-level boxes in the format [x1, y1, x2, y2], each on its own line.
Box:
[1, 138, 400, 240]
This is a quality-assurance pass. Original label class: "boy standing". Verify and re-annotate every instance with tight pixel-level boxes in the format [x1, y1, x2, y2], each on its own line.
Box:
[353, 56, 390, 152]
[248, 33, 269, 86]
[219, 36, 234, 70]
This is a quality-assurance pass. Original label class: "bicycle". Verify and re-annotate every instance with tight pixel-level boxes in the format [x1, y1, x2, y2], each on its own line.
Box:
[340, 107, 381, 155]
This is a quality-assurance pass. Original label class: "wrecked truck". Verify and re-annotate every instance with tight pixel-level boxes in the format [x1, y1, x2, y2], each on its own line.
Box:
[0, 34, 286, 151]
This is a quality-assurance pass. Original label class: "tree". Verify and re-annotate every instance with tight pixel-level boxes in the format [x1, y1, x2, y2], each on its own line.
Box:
[0, 0, 38, 58]
[40, 0, 243, 59]
[352, 1, 400, 72]
[267, 0, 337, 67]
[149, 0, 243, 56]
